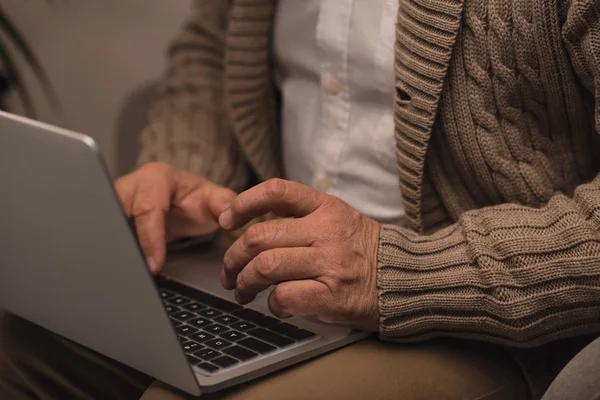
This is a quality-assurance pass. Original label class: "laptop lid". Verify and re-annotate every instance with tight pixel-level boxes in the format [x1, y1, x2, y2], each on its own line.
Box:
[0, 111, 201, 396]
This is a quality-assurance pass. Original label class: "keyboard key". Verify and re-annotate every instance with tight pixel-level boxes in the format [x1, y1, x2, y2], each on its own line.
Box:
[214, 315, 240, 325]
[177, 335, 187, 343]
[231, 309, 265, 323]
[211, 356, 239, 368]
[205, 338, 232, 350]
[194, 348, 221, 360]
[232, 309, 279, 327]
[183, 302, 206, 312]
[198, 308, 223, 318]
[176, 325, 199, 337]
[248, 328, 294, 347]
[167, 296, 191, 306]
[164, 305, 180, 314]
[197, 362, 219, 373]
[205, 324, 230, 335]
[186, 355, 202, 366]
[237, 338, 276, 354]
[232, 308, 262, 321]
[188, 318, 212, 328]
[285, 329, 316, 341]
[269, 322, 297, 335]
[220, 331, 247, 342]
[160, 290, 176, 300]
[181, 341, 203, 353]
[256, 316, 280, 327]
[230, 321, 256, 332]
[171, 311, 196, 322]
[188, 332, 215, 343]
[159, 280, 242, 312]
[223, 346, 258, 361]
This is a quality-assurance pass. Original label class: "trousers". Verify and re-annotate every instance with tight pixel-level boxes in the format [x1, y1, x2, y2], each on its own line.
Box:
[0, 312, 530, 400]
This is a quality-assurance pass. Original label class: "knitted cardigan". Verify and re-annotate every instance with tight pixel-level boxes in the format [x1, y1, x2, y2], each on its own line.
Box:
[137, 0, 600, 396]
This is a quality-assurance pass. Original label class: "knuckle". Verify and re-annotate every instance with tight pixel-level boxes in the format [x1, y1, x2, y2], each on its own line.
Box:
[244, 224, 270, 250]
[347, 206, 362, 222]
[321, 194, 339, 210]
[324, 275, 341, 294]
[254, 252, 277, 280]
[223, 252, 235, 274]
[272, 285, 292, 313]
[230, 196, 244, 215]
[131, 199, 156, 216]
[264, 178, 287, 201]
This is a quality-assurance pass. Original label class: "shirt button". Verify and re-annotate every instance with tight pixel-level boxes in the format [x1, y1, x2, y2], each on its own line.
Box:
[324, 76, 342, 95]
[315, 177, 330, 192]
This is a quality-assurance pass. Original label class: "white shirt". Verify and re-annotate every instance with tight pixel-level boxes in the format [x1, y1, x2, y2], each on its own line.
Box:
[274, 0, 405, 225]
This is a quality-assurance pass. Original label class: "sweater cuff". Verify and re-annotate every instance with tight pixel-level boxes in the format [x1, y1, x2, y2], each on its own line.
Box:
[377, 223, 476, 341]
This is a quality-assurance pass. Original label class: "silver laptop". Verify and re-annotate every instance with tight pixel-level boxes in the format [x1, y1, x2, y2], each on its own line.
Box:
[0, 111, 369, 396]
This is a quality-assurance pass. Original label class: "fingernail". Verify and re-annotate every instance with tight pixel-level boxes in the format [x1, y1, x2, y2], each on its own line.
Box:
[217, 200, 233, 216]
[147, 256, 157, 273]
[219, 209, 232, 229]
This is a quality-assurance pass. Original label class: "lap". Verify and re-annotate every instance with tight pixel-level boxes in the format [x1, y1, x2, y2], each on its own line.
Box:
[0, 312, 529, 400]
[144, 337, 529, 400]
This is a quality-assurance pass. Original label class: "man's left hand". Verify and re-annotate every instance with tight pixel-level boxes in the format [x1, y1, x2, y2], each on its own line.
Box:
[218, 179, 380, 332]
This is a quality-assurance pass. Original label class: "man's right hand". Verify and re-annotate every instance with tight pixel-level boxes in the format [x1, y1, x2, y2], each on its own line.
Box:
[114, 162, 236, 274]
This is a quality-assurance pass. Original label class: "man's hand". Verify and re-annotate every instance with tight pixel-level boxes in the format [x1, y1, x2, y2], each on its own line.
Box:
[115, 162, 236, 274]
[219, 179, 380, 332]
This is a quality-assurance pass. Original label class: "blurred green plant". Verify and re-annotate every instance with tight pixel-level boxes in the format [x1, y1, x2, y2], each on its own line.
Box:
[0, 5, 61, 119]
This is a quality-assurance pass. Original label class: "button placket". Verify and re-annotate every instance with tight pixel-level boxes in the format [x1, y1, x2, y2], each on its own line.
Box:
[313, 0, 354, 194]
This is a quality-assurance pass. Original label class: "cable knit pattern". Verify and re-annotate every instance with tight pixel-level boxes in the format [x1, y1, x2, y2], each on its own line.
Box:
[380, 0, 600, 346]
[137, 0, 600, 396]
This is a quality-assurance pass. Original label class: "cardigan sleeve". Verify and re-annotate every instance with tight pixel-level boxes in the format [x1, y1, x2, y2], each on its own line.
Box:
[376, 0, 600, 347]
[136, 0, 250, 193]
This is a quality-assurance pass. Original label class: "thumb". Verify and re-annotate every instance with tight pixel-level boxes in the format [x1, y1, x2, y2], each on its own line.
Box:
[206, 186, 237, 221]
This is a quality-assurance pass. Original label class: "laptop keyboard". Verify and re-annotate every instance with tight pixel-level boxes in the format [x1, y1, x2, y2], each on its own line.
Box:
[157, 279, 317, 375]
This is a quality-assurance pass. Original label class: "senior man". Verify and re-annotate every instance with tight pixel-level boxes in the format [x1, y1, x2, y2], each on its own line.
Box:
[2, 0, 600, 399]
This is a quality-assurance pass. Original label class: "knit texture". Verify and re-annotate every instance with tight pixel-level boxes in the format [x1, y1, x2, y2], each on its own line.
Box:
[137, 0, 600, 396]
[137, 0, 251, 193]
[378, 0, 600, 345]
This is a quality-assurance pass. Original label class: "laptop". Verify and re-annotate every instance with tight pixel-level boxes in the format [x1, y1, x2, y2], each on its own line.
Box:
[0, 111, 369, 396]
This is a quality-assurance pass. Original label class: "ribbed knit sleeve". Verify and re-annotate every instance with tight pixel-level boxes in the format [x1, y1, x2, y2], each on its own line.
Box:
[136, 0, 249, 192]
[378, 0, 600, 347]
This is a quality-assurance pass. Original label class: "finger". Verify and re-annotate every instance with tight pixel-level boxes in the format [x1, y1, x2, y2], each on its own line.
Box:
[219, 179, 326, 230]
[130, 167, 175, 273]
[134, 209, 166, 274]
[222, 218, 312, 289]
[234, 248, 321, 304]
[166, 183, 235, 241]
[165, 174, 236, 241]
[267, 280, 328, 319]
[205, 185, 237, 221]
[171, 170, 235, 221]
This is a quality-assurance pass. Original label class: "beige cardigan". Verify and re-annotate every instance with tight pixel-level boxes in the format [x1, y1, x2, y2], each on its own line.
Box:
[137, 0, 600, 396]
